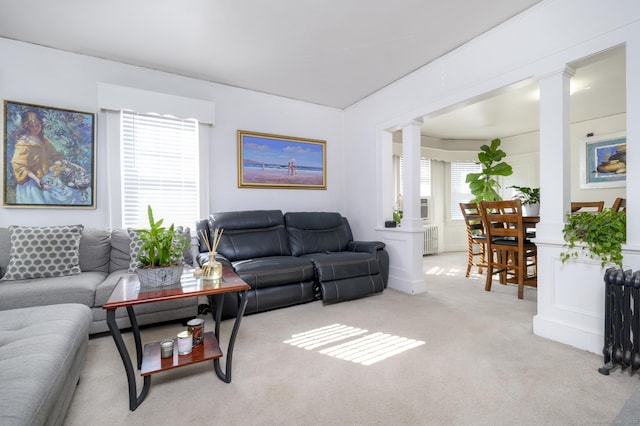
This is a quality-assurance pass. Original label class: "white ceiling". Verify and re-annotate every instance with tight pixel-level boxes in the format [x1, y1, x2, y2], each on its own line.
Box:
[422, 46, 626, 140]
[0, 0, 625, 141]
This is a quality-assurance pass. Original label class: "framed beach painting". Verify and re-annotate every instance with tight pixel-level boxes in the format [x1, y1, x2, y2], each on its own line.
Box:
[237, 130, 326, 189]
[579, 132, 626, 189]
[3, 100, 96, 208]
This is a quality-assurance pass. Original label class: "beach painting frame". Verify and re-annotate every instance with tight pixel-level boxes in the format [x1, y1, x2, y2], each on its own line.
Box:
[3, 100, 96, 208]
[237, 130, 326, 189]
[579, 132, 626, 189]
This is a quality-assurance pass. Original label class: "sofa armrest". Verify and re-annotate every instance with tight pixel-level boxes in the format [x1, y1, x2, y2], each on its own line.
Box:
[347, 240, 385, 255]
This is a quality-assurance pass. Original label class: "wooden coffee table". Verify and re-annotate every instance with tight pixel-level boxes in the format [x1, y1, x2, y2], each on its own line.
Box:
[103, 265, 250, 411]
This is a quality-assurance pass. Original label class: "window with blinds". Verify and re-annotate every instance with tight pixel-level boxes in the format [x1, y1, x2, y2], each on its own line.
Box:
[450, 161, 481, 220]
[394, 156, 431, 205]
[120, 110, 199, 229]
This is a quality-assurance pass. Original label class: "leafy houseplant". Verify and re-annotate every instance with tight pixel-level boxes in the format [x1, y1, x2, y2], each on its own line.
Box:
[510, 185, 540, 216]
[510, 186, 540, 205]
[465, 138, 513, 202]
[561, 209, 626, 267]
[135, 205, 188, 286]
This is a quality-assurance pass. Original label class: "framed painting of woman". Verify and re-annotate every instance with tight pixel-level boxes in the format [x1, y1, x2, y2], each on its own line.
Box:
[3, 100, 96, 208]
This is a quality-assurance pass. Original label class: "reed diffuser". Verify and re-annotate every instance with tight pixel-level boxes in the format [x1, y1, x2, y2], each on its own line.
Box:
[200, 228, 223, 280]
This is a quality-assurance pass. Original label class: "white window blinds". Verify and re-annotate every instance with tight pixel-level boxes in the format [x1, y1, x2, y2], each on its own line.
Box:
[450, 162, 481, 220]
[121, 111, 199, 229]
[395, 156, 432, 200]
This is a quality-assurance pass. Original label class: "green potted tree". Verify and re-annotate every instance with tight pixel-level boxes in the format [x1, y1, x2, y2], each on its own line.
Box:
[135, 205, 189, 287]
[510, 185, 540, 216]
[561, 208, 626, 267]
[465, 138, 513, 202]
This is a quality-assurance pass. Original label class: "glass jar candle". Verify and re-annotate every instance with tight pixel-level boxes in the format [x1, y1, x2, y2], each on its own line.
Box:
[177, 331, 193, 355]
[160, 339, 174, 359]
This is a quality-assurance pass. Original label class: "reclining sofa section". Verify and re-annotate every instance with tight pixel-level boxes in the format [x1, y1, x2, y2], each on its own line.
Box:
[196, 210, 389, 317]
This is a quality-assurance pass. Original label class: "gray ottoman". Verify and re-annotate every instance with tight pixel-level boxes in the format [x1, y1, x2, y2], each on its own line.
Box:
[0, 304, 91, 426]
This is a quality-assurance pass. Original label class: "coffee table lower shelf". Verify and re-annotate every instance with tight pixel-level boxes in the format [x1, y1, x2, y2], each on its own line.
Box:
[141, 331, 223, 376]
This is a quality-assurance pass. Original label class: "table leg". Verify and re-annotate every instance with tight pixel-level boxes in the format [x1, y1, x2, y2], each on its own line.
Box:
[127, 306, 143, 370]
[106, 308, 151, 411]
[209, 290, 248, 383]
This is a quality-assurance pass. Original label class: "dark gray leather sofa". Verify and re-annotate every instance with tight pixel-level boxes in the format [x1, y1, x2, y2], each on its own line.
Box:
[196, 210, 388, 317]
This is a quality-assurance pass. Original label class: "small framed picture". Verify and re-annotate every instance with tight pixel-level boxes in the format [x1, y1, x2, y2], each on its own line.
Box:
[580, 132, 626, 189]
[3, 100, 96, 208]
[237, 130, 326, 190]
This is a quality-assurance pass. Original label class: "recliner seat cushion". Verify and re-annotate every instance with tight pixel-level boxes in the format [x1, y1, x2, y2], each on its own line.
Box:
[302, 252, 380, 282]
[232, 256, 315, 288]
[285, 212, 352, 256]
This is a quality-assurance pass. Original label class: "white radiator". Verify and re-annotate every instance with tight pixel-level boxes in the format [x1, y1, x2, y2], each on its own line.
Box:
[423, 225, 438, 255]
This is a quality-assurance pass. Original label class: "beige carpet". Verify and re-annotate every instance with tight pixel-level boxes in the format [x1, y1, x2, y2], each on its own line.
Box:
[64, 252, 638, 425]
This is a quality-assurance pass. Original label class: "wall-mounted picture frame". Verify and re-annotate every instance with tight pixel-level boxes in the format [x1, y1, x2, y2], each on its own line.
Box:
[237, 130, 326, 189]
[580, 131, 626, 189]
[3, 100, 96, 208]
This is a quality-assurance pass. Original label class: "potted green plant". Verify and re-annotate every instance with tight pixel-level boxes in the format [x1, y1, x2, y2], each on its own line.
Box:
[135, 205, 189, 287]
[561, 208, 626, 267]
[510, 185, 540, 216]
[465, 138, 513, 202]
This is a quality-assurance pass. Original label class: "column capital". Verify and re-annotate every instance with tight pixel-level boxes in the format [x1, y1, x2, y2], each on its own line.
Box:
[537, 65, 576, 81]
[400, 118, 424, 129]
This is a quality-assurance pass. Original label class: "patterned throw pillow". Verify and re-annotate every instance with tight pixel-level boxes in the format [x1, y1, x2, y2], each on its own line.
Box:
[127, 228, 144, 273]
[1, 225, 84, 281]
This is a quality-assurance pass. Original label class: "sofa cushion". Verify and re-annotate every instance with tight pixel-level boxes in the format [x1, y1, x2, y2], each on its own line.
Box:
[1, 225, 84, 281]
[0, 271, 106, 310]
[285, 212, 353, 256]
[109, 228, 131, 273]
[210, 210, 291, 261]
[0, 304, 91, 426]
[93, 270, 129, 307]
[232, 256, 315, 289]
[79, 227, 111, 273]
[303, 251, 380, 281]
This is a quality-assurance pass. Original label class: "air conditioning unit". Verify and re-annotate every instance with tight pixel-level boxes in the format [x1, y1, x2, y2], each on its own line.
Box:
[420, 196, 431, 222]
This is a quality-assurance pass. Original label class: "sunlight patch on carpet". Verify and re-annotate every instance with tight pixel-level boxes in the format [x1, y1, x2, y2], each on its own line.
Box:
[424, 265, 467, 277]
[284, 324, 425, 366]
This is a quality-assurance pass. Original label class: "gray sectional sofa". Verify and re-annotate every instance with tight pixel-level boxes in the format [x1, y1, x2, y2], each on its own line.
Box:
[0, 304, 91, 426]
[0, 225, 198, 425]
[0, 226, 197, 334]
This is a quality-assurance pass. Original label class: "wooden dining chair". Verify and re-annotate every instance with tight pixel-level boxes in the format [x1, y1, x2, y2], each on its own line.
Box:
[571, 201, 604, 214]
[459, 202, 487, 277]
[479, 200, 537, 300]
[611, 197, 626, 212]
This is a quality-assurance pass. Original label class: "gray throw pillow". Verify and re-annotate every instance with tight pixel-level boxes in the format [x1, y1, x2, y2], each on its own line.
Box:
[1, 225, 84, 281]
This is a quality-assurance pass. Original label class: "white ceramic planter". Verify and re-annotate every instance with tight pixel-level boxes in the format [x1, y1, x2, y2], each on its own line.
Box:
[523, 203, 540, 217]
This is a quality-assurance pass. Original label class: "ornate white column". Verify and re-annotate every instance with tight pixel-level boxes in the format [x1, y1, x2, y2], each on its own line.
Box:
[535, 66, 574, 242]
[401, 118, 424, 231]
[383, 118, 426, 295]
[533, 65, 614, 354]
[626, 38, 640, 247]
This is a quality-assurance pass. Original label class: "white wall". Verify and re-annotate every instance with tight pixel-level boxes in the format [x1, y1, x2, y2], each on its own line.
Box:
[0, 38, 344, 228]
[343, 0, 640, 352]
